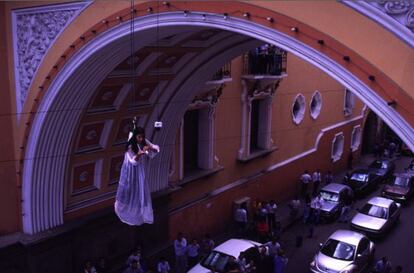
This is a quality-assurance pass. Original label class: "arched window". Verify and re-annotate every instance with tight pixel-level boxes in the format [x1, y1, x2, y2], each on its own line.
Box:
[310, 91, 322, 119]
[292, 94, 306, 124]
[332, 132, 345, 162]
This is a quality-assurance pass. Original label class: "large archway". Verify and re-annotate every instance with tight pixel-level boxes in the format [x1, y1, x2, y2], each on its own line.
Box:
[21, 7, 414, 234]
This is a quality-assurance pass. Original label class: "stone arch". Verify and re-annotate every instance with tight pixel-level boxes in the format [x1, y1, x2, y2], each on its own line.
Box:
[21, 7, 414, 234]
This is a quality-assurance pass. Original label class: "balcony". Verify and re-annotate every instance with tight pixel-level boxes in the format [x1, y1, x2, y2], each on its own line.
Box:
[243, 45, 287, 79]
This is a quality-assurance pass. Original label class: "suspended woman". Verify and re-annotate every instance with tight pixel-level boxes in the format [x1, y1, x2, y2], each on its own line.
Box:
[115, 126, 160, 225]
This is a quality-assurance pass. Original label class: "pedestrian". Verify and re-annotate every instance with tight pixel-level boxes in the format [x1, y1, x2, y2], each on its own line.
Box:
[174, 232, 188, 273]
[324, 171, 334, 185]
[312, 169, 322, 196]
[265, 237, 281, 257]
[96, 257, 109, 273]
[343, 172, 351, 184]
[311, 194, 324, 225]
[201, 234, 215, 258]
[83, 260, 97, 273]
[302, 195, 311, 224]
[157, 257, 170, 273]
[347, 149, 354, 170]
[126, 249, 141, 267]
[389, 141, 397, 158]
[374, 256, 392, 273]
[273, 249, 288, 273]
[338, 189, 352, 223]
[300, 170, 312, 198]
[235, 203, 248, 237]
[266, 200, 277, 231]
[256, 218, 270, 243]
[187, 239, 200, 269]
[288, 195, 301, 219]
[123, 261, 143, 273]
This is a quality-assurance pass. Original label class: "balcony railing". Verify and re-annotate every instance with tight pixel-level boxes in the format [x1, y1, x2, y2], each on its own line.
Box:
[211, 62, 232, 81]
[243, 45, 287, 76]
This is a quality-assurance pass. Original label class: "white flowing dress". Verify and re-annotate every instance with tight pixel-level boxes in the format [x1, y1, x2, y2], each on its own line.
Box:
[115, 140, 160, 225]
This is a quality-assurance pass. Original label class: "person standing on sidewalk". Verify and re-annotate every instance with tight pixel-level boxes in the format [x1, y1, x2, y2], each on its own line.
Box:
[324, 171, 334, 185]
[174, 233, 188, 273]
[187, 239, 200, 269]
[157, 257, 170, 273]
[300, 170, 312, 198]
[273, 249, 288, 273]
[235, 203, 248, 237]
[312, 169, 322, 196]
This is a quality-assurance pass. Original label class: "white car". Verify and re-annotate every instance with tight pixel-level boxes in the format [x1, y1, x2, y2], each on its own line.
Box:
[187, 239, 262, 273]
[351, 196, 401, 236]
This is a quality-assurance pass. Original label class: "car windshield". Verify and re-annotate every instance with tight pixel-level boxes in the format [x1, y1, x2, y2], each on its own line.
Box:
[360, 204, 388, 219]
[369, 161, 387, 169]
[392, 177, 410, 187]
[321, 239, 355, 261]
[350, 173, 368, 182]
[320, 191, 339, 202]
[201, 251, 232, 272]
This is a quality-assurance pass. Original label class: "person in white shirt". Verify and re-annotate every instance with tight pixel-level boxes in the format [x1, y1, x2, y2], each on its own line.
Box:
[187, 239, 200, 268]
[234, 204, 248, 237]
[312, 169, 322, 196]
[311, 194, 324, 224]
[157, 257, 170, 273]
[174, 233, 188, 273]
[266, 201, 278, 231]
[300, 170, 312, 198]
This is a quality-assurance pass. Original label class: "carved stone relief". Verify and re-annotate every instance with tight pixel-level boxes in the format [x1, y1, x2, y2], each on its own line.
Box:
[367, 1, 414, 31]
[12, 2, 91, 114]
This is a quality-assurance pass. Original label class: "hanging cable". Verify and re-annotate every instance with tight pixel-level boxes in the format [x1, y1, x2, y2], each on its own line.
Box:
[130, 0, 137, 131]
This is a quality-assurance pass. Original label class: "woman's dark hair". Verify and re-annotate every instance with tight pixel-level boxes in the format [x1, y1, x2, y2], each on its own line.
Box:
[126, 126, 147, 154]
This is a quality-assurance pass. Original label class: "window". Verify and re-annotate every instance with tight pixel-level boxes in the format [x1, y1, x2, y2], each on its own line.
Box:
[239, 78, 278, 161]
[178, 98, 218, 181]
[331, 132, 344, 162]
[344, 89, 355, 116]
[310, 91, 322, 119]
[292, 94, 306, 124]
[183, 109, 200, 174]
[351, 125, 362, 151]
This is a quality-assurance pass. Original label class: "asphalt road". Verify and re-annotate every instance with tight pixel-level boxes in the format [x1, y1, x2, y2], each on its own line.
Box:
[283, 155, 413, 273]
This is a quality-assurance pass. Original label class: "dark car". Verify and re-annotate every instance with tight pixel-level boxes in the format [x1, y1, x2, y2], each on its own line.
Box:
[382, 173, 414, 203]
[344, 169, 381, 196]
[311, 183, 353, 222]
[368, 159, 395, 183]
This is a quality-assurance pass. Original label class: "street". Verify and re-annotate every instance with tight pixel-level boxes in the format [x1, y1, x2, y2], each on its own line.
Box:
[282, 155, 413, 273]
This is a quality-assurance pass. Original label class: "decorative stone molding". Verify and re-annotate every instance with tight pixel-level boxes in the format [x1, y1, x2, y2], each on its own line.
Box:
[342, 1, 414, 47]
[12, 2, 91, 115]
[238, 77, 282, 160]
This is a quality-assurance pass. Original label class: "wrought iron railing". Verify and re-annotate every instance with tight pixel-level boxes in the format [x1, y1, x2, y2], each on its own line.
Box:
[243, 45, 287, 76]
[211, 62, 232, 81]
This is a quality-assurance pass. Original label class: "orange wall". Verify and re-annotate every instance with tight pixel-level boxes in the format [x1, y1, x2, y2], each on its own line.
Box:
[0, 2, 20, 234]
[168, 52, 365, 239]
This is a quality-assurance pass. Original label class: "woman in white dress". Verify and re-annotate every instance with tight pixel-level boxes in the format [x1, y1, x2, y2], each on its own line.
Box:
[115, 126, 160, 225]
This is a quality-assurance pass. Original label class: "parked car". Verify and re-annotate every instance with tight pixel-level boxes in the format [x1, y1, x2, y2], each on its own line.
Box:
[311, 183, 353, 222]
[382, 173, 414, 203]
[351, 197, 401, 237]
[188, 239, 262, 273]
[344, 169, 381, 196]
[310, 229, 375, 273]
[368, 159, 395, 182]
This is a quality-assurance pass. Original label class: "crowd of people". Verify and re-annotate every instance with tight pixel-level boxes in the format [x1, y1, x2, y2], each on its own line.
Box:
[247, 45, 286, 75]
